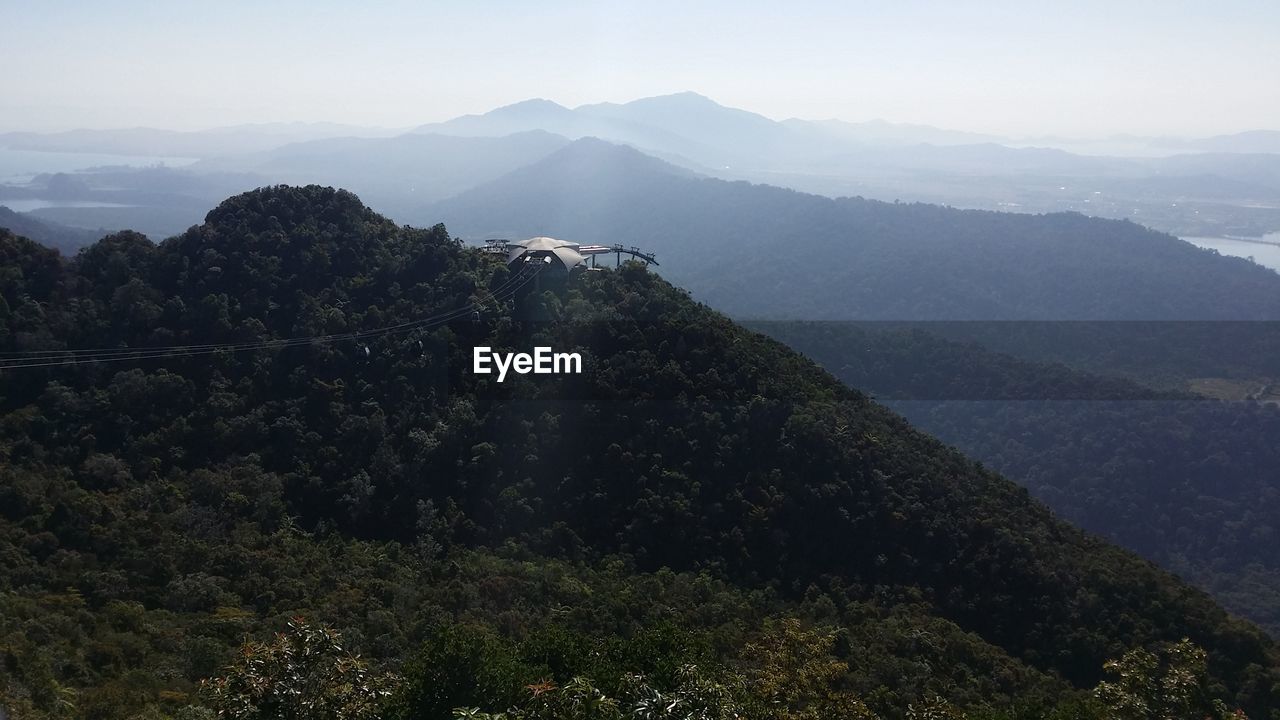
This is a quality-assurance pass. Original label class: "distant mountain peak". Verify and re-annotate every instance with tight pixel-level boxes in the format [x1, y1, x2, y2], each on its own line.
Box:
[575, 91, 720, 112]
[635, 90, 718, 105]
[489, 97, 571, 114]
[523, 136, 697, 178]
[414, 98, 581, 136]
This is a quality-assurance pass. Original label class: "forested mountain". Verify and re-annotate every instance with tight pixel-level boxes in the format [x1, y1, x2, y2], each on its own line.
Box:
[431, 139, 1280, 320]
[0, 206, 101, 254]
[3, 186, 1279, 718]
[753, 321, 1280, 635]
[746, 322, 1181, 402]
[889, 321, 1280, 393]
[903, 397, 1280, 636]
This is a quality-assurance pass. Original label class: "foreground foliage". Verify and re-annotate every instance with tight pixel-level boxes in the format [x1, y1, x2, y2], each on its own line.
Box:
[201, 617, 396, 720]
[1094, 639, 1237, 720]
[194, 619, 1243, 720]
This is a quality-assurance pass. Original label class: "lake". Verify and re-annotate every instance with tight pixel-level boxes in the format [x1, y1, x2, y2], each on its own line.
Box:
[0, 147, 197, 183]
[1183, 234, 1280, 273]
[1, 199, 136, 212]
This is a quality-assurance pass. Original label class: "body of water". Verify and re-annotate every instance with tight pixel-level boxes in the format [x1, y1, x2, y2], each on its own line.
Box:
[1183, 234, 1280, 273]
[0, 147, 197, 183]
[1, 199, 135, 212]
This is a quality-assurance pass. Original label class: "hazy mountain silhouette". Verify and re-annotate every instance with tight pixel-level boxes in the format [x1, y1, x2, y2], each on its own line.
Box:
[415, 96, 719, 168]
[1152, 129, 1280, 155]
[408, 93, 1280, 237]
[0, 122, 400, 158]
[431, 138, 1280, 320]
[783, 117, 1007, 146]
[0, 205, 101, 253]
[6, 93, 1278, 238]
[194, 130, 572, 215]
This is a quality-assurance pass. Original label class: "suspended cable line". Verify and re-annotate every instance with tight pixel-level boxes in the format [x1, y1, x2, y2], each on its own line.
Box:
[0, 264, 543, 371]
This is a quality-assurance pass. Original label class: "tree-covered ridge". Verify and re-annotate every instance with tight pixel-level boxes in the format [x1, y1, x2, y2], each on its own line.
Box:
[0, 206, 102, 255]
[746, 321, 1182, 402]
[430, 139, 1280, 320]
[1, 186, 1278, 717]
[897, 321, 1280, 394]
[755, 321, 1280, 635]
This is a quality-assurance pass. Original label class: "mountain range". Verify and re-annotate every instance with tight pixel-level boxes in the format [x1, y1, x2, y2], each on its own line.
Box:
[5, 92, 1280, 244]
[429, 138, 1280, 320]
[7, 96, 1279, 160]
[2, 185, 1278, 718]
[414, 94, 1280, 189]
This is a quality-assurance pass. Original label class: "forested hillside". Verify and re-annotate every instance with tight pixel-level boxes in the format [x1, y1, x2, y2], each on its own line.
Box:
[898, 321, 1280, 393]
[431, 139, 1280, 320]
[756, 321, 1280, 635]
[2, 187, 1278, 719]
[0, 206, 102, 254]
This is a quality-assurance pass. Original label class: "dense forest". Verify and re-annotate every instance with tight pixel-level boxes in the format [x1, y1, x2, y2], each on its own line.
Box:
[756, 321, 1280, 635]
[2, 186, 1279, 719]
[430, 139, 1280, 320]
[894, 321, 1280, 393]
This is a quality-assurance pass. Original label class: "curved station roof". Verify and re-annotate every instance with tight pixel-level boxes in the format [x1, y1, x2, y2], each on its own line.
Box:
[506, 236, 587, 271]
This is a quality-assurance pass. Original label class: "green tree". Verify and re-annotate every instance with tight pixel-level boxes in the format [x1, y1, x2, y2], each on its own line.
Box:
[201, 618, 396, 720]
[1094, 638, 1238, 720]
[742, 618, 878, 720]
[451, 667, 750, 720]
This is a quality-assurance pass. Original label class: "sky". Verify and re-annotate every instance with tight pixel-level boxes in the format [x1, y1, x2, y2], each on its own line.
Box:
[2, 0, 1278, 137]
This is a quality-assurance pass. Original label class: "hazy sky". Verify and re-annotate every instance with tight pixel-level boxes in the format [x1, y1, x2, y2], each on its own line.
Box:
[3, 0, 1278, 137]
